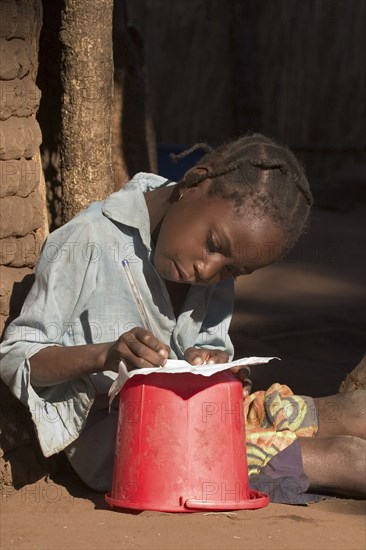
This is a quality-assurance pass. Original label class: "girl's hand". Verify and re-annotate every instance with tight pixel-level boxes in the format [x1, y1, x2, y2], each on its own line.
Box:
[232, 366, 253, 397]
[104, 327, 170, 372]
[184, 347, 252, 396]
[184, 347, 229, 365]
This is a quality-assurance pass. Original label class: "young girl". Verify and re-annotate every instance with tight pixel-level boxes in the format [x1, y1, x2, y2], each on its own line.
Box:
[0, 133, 364, 503]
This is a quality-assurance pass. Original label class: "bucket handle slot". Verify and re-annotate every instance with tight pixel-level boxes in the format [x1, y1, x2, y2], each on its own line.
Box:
[183, 490, 269, 510]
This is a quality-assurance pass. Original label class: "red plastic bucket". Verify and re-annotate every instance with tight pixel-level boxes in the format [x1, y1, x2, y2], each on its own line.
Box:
[105, 370, 269, 512]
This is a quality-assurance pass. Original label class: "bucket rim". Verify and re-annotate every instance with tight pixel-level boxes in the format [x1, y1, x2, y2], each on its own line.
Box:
[105, 489, 269, 512]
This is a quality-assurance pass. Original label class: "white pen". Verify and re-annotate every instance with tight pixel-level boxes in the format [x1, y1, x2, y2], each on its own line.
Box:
[121, 259, 154, 333]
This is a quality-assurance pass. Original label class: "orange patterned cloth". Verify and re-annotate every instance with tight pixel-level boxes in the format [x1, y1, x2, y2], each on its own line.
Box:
[244, 383, 318, 475]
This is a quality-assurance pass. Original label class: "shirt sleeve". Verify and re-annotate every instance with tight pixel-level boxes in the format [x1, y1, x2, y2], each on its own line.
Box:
[0, 216, 102, 456]
[195, 278, 235, 360]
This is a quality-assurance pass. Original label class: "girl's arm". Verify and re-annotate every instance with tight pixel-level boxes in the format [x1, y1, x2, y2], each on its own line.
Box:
[29, 343, 110, 387]
[29, 327, 169, 387]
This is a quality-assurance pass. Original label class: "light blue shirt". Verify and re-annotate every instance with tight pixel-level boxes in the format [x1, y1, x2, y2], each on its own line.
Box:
[0, 173, 234, 461]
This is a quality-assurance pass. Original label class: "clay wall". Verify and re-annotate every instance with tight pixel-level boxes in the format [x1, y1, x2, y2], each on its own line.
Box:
[0, 0, 51, 487]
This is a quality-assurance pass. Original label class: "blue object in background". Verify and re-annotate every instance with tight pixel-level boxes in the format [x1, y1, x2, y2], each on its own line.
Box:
[157, 143, 205, 182]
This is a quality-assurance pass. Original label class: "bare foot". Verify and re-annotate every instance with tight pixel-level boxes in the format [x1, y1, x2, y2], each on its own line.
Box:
[339, 353, 366, 392]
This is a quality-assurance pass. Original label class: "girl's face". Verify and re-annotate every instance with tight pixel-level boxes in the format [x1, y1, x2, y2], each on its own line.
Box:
[153, 180, 286, 285]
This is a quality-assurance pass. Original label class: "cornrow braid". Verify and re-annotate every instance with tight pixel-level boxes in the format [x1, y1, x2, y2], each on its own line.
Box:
[179, 133, 313, 247]
[169, 142, 214, 163]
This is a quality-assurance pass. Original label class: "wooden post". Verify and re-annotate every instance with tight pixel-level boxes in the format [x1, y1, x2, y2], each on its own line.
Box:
[60, 0, 114, 223]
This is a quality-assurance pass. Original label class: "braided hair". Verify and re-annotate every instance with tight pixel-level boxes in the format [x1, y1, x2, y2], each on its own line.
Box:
[174, 133, 313, 249]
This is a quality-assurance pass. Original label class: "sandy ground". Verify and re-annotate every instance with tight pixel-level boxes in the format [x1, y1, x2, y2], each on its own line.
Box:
[1, 204, 365, 550]
[1, 478, 365, 550]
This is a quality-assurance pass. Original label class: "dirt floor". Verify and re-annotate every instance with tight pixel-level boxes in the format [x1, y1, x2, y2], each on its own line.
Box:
[1, 203, 365, 550]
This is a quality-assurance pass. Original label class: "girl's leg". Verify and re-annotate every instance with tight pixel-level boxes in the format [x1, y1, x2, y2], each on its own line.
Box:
[314, 389, 365, 439]
[299, 435, 366, 497]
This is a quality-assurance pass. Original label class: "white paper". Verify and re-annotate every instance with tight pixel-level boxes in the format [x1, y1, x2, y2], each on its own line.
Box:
[108, 356, 279, 409]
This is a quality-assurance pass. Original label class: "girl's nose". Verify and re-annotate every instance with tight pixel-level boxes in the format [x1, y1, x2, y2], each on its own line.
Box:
[195, 255, 224, 283]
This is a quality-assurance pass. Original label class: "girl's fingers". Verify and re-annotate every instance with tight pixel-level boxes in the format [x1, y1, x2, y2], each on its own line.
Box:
[231, 366, 251, 379]
[184, 347, 209, 365]
[229, 366, 252, 396]
[133, 328, 170, 362]
[242, 379, 253, 397]
[205, 349, 229, 364]
[116, 327, 169, 370]
[121, 346, 164, 370]
[184, 347, 229, 365]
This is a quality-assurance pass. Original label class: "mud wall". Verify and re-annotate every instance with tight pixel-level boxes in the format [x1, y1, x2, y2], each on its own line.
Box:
[0, 0, 48, 335]
[0, 0, 51, 487]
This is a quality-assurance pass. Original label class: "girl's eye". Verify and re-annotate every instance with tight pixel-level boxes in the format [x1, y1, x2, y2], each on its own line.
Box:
[205, 232, 219, 254]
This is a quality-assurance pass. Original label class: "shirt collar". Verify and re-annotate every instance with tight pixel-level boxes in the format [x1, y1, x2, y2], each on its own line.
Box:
[101, 172, 174, 251]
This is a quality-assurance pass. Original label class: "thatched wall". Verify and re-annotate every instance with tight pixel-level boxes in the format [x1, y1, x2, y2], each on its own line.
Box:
[129, 0, 365, 183]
